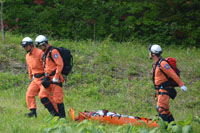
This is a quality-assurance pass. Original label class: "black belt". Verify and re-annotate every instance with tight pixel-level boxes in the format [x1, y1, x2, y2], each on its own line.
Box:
[154, 81, 173, 90]
[154, 85, 169, 96]
[34, 73, 45, 78]
[158, 92, 169, 96]
[48, 70, 62, 87]
[51, 82, 62, 87]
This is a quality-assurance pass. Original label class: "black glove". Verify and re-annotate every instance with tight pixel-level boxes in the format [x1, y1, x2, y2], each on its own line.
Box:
[41, 77, 51, 88]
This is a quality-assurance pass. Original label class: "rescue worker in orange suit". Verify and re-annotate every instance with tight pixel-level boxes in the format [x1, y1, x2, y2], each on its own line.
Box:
[149, 44, 187, 123]
[35, 35, 66, 118]
[21, 37, 59, 117]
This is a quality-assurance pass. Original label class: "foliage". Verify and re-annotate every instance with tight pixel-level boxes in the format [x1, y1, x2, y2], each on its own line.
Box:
[2, 0, 200, 46]
[39, 115, 193, 133]
[0, 72, 27, 90]
[0, 34, 199, 132]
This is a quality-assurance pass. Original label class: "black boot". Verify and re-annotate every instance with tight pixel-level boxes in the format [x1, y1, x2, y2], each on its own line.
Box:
[159, 114, 168, 122]
[159, 114, 168, 129]
[24, 109, 37, 117]
[41, 97, 59, 116]
[57, 103, 66, 118]
[168, 114, 175, 123]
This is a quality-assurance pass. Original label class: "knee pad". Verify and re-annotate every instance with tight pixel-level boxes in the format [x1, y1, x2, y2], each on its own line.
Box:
[156, 106, 168, 114]
[41, 97, 58, 116]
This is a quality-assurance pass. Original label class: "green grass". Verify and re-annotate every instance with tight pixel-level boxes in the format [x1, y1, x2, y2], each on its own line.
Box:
[0, 34, 199, 132]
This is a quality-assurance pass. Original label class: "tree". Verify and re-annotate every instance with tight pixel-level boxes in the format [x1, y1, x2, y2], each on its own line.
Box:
[1, 0, 5, 43]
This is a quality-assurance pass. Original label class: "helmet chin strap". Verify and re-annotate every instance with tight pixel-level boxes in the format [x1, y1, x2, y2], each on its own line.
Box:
[42, 44, 48, 52]
[149, 53, 153, 60]
[150, 53, 158, 61]
[26, 45, 34, 53]
[26, 50, 31, 53]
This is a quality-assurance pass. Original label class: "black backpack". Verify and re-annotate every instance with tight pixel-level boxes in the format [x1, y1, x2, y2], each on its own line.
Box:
[44, 46, 73, 76]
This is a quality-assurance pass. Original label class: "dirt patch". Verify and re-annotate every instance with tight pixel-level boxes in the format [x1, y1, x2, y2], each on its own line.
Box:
[0, 59, 27, 74]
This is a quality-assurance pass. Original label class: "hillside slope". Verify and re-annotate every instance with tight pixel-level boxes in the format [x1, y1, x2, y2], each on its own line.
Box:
[0, 34, 199, 132]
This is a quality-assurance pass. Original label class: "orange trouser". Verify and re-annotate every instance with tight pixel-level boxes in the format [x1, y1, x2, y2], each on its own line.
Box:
[48, 83, 64, 104]
[47, 75, 64, 104]
[156, 89, 171, 116]
[26, 77, 58, 112]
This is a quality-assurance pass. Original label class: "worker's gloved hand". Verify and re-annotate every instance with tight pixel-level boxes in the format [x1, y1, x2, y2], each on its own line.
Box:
[180, 85, 187, 92]
[41, 77, 51, 88]
[52, 77, 58, 83]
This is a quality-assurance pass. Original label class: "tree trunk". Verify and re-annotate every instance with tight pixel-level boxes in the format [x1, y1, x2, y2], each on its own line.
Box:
[1, 0, 5, 43]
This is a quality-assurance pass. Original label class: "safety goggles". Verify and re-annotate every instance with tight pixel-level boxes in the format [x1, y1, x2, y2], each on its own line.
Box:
[35, 41, 45, 48]
[21, 41, 32, 47]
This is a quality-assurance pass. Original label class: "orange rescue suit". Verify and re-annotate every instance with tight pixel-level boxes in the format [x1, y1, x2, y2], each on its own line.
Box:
[152, 58, 184, 116]
[44, 45, 64, 104]
[26, 47, 58, 111]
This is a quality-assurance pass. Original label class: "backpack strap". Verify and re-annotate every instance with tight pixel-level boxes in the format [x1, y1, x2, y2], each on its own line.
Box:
[157, 58, 169, 80]
[42, 46, 63, 86]
[42, 46, 53, 68]
[47, 46, 56, 63]
[47, 47, 60, 77]
[152, 57, 169, 87]
[152, 62, 158, 85]
[42, 46, 58, 76]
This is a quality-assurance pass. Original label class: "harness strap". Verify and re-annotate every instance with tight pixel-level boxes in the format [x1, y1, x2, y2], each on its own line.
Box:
[42, 46, 53, 69]
[157, 59, 169, 80]
[43, 47, 59, 79]
[156, 106, 169, 113]
[152, 57, 171, 86]
[154, 86, 160, 90]
[49, 70, 56, 76]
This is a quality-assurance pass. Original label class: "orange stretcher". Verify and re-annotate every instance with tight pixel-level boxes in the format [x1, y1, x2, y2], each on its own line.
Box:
[69, 109, 158, 128]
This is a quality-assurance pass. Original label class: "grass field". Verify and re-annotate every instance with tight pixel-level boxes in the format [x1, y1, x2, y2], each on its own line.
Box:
[0, 34, 199, 132]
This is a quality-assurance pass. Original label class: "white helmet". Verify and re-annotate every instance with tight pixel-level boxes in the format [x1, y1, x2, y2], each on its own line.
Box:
[149, 44, 162, 54]
[21, 37, 33, 47]
[35, 35, 48, 47]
